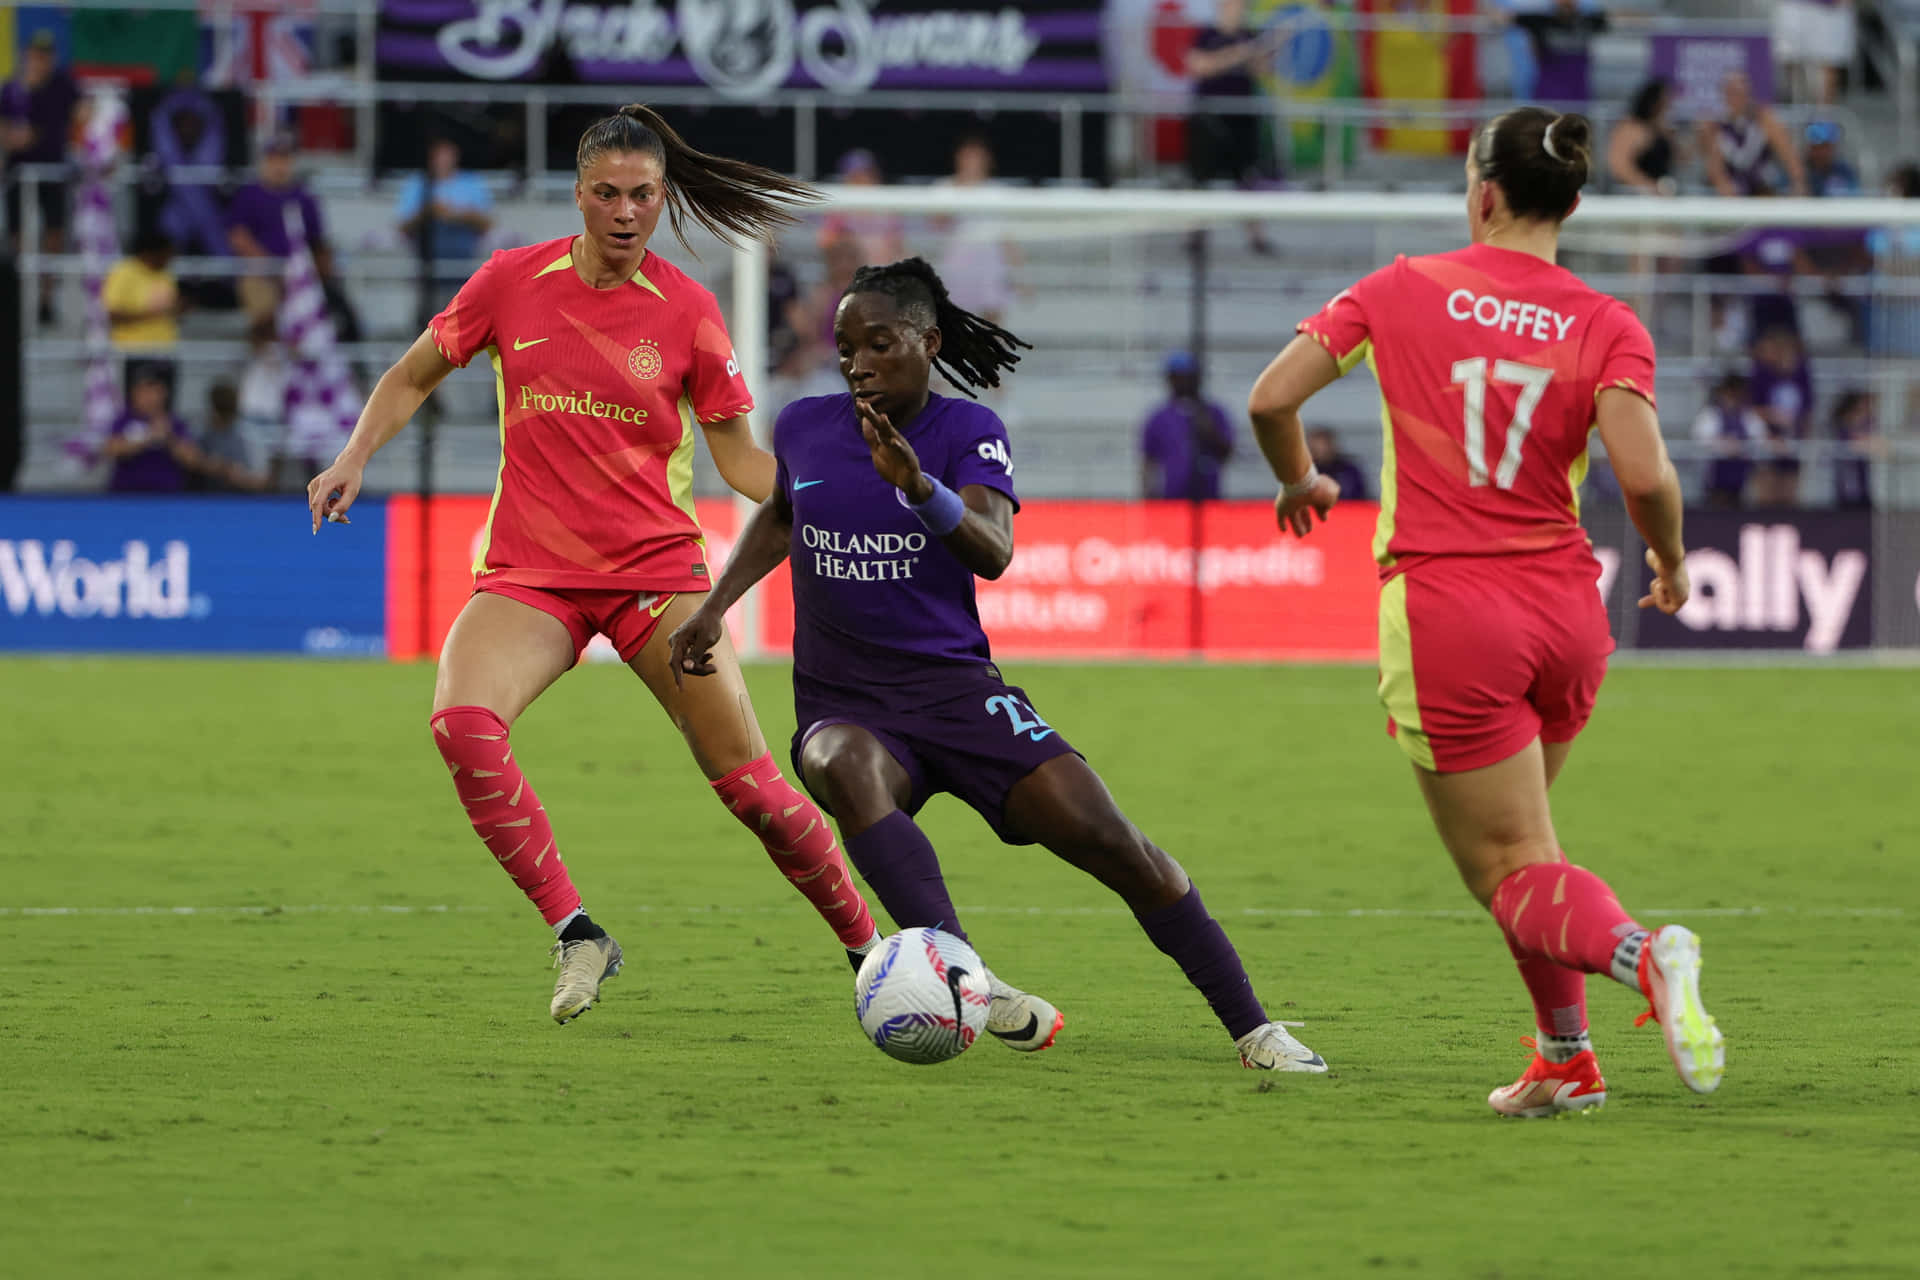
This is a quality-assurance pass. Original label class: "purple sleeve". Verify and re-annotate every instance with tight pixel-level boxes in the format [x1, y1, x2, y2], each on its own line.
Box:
[1212, 402, 1235, 453]
[0, 84, 21, 121]
[947, 408, 1018, 508]
[301, 192, 326, 244]
[224, 186, 256, 232]
[1140, 408, 1171, 463]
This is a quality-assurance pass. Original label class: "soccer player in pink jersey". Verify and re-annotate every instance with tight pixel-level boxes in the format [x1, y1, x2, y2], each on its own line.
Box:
[1245, 108, 1725, 1115]
[306, 105, 879, 1024]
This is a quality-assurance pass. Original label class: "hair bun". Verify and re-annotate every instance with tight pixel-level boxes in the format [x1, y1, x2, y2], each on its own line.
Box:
[1542, 113, 1592, 166]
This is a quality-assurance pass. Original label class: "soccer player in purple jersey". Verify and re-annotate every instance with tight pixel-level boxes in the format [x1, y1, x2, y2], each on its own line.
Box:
[669, 258, 1326, 1072]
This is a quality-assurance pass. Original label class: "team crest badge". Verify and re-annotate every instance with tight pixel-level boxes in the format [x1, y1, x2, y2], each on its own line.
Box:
[628, 340, 662, 381]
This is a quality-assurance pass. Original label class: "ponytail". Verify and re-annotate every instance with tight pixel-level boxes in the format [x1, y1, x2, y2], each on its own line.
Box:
[575, 104, 818, 251]
[1472, 107, 1592, 222]
[845, 257, 1031, 397]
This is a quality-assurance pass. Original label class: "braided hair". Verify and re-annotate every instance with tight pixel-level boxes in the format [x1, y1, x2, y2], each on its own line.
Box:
[575, 104, 817, 252]
[843, 257, 1030, 398]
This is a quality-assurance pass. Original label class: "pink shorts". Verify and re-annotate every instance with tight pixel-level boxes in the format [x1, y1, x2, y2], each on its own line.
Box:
[474, 580, 678, 664]
[1377, 556, 1613, 773]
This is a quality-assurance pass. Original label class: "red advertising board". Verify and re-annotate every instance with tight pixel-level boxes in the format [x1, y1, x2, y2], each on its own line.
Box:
[385, 498, 1382, 662]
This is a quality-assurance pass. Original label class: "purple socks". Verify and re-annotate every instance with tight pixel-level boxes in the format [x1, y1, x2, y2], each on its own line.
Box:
[1135, 885, 1268, 1039]
[842, 811, 968, 941]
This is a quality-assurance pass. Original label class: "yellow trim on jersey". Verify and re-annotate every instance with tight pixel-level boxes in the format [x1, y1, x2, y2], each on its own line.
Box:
[667, 397, 700, 526]
[1377, 574, 1435, 770]
[1332, 335, 1372, 376]
[471, 347, 509, 575]
[1566, 443, 1591, 523]
[532, 250, 574, 280]
[1366, 347, 1399, 567]
[628, 263, 666, 301]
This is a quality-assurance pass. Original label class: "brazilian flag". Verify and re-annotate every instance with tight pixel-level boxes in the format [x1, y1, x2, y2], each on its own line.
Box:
[1254, 0, 1359, 176]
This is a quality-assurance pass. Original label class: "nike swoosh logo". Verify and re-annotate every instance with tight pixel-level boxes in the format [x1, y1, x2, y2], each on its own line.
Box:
[513, 337, 549, 351]
[793, 479, 824, 490]
[637, 593, 674, 618]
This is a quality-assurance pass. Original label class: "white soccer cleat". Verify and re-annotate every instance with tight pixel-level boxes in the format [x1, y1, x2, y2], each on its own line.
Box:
[983, 969, 1064, 1052]
[549, 934, 623, 1024]
[1636, 925, 1725, 1094]
[1236, 1021, 1328, 1073]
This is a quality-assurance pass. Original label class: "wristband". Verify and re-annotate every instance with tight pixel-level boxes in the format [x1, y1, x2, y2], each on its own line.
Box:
[1281, 462, 1322, 500]
[907, 477, 967, 536]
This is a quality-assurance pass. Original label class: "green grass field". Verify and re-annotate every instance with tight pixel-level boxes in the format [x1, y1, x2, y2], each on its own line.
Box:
[2, 657, 1915, 1279]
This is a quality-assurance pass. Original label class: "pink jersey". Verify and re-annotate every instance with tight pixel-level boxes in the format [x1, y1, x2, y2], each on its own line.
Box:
[1297, 242, 1656, 574]
[430, 237, 752, 592]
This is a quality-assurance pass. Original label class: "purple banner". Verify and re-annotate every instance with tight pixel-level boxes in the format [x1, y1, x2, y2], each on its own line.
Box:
[1649, 33, 1774, 122]
[376, 0, 1108, 94]
[1631, 511, 1871, 654]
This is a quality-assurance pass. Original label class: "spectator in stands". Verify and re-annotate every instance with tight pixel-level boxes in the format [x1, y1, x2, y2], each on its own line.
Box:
[193, 381, 268, 493]
[102, 364, 205, 493]
[1691, 371, 1766, 509]
[1308, 427, 1368, 502]
[1774, 0, 1855, 106]
[395, 136, 494, 312]
[1607, 79, 1679, 195]
[237, 315, 290, 474]
[149, 83, 231, 261]
[934, 134, 1024, 327]
[1829, 390, 1877, 509]
[1139, 351, 1234, 501]
[2, 30, 80, 328]
[816, 148, 904, 266]
[1186, 0, 1275, 195]
[227, 133, 326, 325]
[1702, 71, 1805, 197]
[782, 234, 866, 399]
[102, 230, 182, 381]
[1749, 326, 1813, 506]
[1867, 162, 1920, 358]
[1803, 121, 1860, 196]
[1514, 0, 1608, 105]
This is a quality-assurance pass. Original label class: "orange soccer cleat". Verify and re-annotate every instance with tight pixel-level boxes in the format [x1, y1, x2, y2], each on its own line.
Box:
[1487, 1037, 1608, 1118]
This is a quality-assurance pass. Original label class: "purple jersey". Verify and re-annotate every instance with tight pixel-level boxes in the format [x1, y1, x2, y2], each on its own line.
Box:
[777, 391, 1018, 689]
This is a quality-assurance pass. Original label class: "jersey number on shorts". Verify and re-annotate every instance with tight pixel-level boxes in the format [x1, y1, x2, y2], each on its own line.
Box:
[1451, 358, 1553, 490]
[985, 694, 1055, 743]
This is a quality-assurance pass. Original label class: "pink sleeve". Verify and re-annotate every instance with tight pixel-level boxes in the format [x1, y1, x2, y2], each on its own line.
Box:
[1595, 305, 1658, 409]
[428, 254, 502, 369]
[1295, 269, 1380, 374]
[685, 288, 754, 424]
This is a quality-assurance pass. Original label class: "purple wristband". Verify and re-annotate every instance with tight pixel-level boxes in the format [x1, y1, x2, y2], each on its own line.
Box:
[907, 477, 967, 536]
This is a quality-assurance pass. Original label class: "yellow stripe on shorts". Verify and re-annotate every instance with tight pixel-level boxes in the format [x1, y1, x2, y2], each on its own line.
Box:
[1377, 574, 1435, 770]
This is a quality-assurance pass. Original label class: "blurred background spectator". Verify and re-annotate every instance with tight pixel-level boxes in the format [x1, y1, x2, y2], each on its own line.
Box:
[1774, 0, 1856, 106]
[1607, 79, 1678, 195]
[1140, 351, 1233, 501]
[1185, 0, 1273, 190]
[1692, 371, 1766, 509]
[395, 136, 493, 318]
[102, 228, 181, 396]
[1829, 389, 1878, 509]
[1750, 326, 1814, 506]
[3, 29, 79, 327]
[1308, 427, 1368, 502]
[193, 381, 268, 493]
[226, 134, 325, 325]
[934, 135, 1024, 327]
[1514, 0, 1608, 106]
[816, 148, 904, 267]
[1867, 163, 1920, 360]
[1804, 121, 1860, 197]
[103, 364, 202, 493]
[1702, 71, 1805, 198]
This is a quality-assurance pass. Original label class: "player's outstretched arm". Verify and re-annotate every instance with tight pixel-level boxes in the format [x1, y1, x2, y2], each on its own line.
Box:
[1595, 386, 1689, 615]
[667, 488, 794, 685]
[307, 330, 457, 533]
[1249, 335, 1343, 537]
[703, 415, 776, 503]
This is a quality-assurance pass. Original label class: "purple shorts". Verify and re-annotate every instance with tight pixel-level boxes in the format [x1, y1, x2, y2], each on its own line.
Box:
[790, 663, 1079, 845]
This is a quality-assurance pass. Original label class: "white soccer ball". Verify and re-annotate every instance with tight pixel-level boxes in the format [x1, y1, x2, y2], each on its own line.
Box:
[853, 927, 992, 1065]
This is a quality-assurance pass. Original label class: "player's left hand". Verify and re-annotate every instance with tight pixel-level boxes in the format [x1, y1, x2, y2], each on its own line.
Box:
[857, 399, 929, 499]
[1275, 475, 1341, 538]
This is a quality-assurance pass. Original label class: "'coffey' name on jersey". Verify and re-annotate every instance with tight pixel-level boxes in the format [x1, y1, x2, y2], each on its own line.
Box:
[801, 524, 927, 582]
[1445, 288, 1577, 342]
